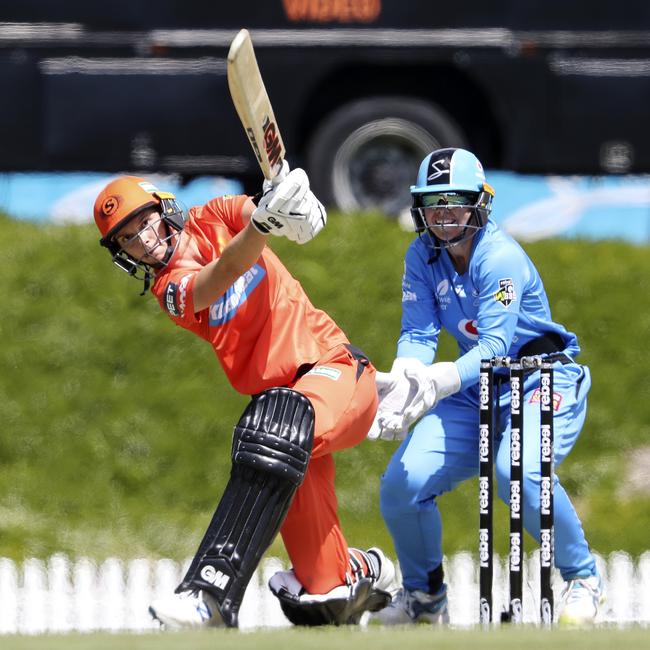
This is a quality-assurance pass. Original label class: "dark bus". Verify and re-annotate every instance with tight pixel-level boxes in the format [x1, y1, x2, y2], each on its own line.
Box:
[1, 0, 649, 214]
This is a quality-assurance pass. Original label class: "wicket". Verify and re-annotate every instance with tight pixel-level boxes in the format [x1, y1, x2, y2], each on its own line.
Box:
[479, 355, 555, 625]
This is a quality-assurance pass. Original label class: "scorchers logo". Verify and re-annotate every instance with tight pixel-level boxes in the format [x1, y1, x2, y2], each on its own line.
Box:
[458, 318, 479, 340]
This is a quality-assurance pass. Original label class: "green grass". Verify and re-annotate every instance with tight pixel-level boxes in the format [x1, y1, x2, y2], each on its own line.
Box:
[5, 626, 650, 650]
[0, 211, 649, 560]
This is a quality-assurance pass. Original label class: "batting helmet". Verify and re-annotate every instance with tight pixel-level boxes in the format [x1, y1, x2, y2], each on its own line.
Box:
[94, 176, 161, 245]
[93, 176, 186, 291]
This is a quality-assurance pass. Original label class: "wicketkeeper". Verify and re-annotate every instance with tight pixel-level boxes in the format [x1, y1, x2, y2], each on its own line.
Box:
[92, 164, 396, 629]
[368, 148, 603, 626]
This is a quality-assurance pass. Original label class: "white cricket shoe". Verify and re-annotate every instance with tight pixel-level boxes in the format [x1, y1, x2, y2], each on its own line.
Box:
[558, 574, 604, 626]
[370, 585, 449, 625]
[149, 589, 224, 629]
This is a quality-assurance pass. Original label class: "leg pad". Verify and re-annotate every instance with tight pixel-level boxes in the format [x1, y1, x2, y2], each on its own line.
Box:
[176, 388, 314, 627]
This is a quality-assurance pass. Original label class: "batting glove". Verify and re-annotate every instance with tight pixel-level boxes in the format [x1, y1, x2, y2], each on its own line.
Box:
[251, 168, 326, 243]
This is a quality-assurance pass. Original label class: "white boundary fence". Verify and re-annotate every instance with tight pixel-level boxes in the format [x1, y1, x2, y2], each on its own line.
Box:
[1, 551, 649, 633]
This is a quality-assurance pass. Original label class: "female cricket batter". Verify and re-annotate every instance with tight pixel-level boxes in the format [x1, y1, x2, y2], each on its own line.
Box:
[92, 165, 396, 628]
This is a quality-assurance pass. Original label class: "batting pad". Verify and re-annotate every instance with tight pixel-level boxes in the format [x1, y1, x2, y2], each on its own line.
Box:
[176, 387, 314, 628]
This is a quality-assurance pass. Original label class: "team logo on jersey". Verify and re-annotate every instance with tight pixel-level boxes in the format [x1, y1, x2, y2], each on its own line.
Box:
[458, 318, 479, 340]
[209, 264, 266, 326]
[493, 278, 516, 307]
[529, 388, 562, 411]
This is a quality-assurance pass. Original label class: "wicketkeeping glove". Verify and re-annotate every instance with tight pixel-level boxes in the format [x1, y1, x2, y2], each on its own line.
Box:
[367, 359, 422, 441]
[251, 167, 327, 244]
[379, 359, 462, 434]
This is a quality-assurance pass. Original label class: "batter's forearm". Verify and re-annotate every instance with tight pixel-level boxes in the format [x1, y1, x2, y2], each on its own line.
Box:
[192, 222, 268, 311]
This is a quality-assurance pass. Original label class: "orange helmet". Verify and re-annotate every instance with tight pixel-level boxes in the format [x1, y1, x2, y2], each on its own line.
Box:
[93, 175, 186, 292]
[94, 176, 161, 245]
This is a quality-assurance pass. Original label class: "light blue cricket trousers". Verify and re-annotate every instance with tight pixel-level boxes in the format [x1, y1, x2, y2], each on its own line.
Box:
[380, 361, 597, 592]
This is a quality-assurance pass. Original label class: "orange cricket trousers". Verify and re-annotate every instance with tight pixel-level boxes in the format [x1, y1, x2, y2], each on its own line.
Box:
[280, 343, 378, 594]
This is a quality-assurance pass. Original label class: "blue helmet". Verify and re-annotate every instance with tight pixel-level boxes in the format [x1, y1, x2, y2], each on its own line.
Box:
[411, 147, 489, 194]
[410, 148, 495, 244]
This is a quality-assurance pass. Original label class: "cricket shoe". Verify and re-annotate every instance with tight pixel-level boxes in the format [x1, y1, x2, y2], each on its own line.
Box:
[558, 573, 604, 626]
[353, 547, 401, 597]
[149, 589, 224, 629]
[370, 584, 450, 625]
[268, 547, 398, 625]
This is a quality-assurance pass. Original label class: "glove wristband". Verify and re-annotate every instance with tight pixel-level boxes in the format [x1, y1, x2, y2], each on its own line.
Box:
[250, 217, 271, 234]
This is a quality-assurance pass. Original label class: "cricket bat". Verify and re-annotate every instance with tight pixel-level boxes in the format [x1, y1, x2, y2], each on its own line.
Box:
[227, 29, 286, 181]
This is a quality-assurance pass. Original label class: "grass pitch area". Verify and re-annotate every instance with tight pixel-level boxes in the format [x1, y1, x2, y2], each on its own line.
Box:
[6, 627, 650, 650]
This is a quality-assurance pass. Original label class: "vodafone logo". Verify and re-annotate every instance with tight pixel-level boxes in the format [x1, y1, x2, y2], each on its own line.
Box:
[458, 318, 479, 340]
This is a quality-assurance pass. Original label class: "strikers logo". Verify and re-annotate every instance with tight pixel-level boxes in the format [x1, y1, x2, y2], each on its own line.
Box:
[493, 278, 516, 307]
[427, 156, 451, 182]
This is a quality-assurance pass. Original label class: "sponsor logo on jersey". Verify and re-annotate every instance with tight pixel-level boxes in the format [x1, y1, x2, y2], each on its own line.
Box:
[436, 279, 451, 310]
[402, 289, 417, 302]
[177, 274, 191, 317]
[529, 388, 562, 411]
[164, 282, 180, 317]
[458, 318, 479, 340]
[164, 274, 192, 318]
[493, 278, 516, 307]
[209, 264, 266, 326]
[305, 366, 342, 381]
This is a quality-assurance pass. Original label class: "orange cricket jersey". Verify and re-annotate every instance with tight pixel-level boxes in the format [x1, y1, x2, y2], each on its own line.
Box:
[151, 194, 349, 394]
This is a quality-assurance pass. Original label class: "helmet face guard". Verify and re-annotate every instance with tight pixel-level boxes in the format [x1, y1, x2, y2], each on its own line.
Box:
[409, 148, 494, 251]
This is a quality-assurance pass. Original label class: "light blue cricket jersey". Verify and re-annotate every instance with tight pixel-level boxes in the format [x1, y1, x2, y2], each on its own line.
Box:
[397, 219, 580, 391]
